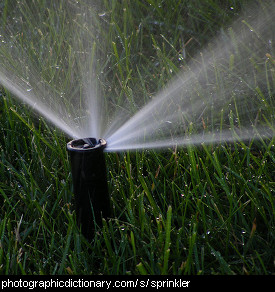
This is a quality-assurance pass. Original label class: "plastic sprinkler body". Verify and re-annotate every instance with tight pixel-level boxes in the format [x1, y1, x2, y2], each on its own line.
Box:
[67, 138, 110, 240]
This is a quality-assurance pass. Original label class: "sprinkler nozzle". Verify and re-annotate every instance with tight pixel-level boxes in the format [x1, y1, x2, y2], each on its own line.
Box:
[67, 138, 110, 240]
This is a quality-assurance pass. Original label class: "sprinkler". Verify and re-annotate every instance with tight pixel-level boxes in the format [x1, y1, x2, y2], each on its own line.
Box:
[67, 137, 111, 240]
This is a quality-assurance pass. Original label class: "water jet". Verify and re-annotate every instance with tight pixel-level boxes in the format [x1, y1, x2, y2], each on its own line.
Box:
[66, 137, 111, 240]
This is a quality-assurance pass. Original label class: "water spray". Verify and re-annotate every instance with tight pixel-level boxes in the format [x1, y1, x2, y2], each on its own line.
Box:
[67, 138, 111, 240]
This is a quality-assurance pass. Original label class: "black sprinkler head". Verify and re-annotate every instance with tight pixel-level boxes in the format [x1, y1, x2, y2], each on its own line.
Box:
[67, 138, 111, 240]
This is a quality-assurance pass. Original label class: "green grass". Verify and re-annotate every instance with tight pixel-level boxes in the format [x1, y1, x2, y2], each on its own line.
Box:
[0, 0, 274, 275]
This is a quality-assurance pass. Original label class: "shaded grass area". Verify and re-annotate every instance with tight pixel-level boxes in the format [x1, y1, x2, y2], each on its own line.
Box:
[0, 0, 274, 275]
[0, 92, 274, 275]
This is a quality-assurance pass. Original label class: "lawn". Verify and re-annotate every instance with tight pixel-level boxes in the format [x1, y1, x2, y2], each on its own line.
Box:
[0, 0, 274, 275]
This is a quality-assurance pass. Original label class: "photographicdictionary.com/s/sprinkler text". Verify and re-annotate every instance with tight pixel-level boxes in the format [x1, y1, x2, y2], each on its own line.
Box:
[1, 277, 191, 290]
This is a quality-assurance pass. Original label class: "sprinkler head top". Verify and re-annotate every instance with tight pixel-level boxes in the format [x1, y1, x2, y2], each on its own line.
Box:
[67, 137, 107, 152]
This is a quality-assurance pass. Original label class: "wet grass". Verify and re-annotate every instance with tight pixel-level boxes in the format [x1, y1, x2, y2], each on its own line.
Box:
[0, 0, 274, 275]
[1, 91, 274, 275]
